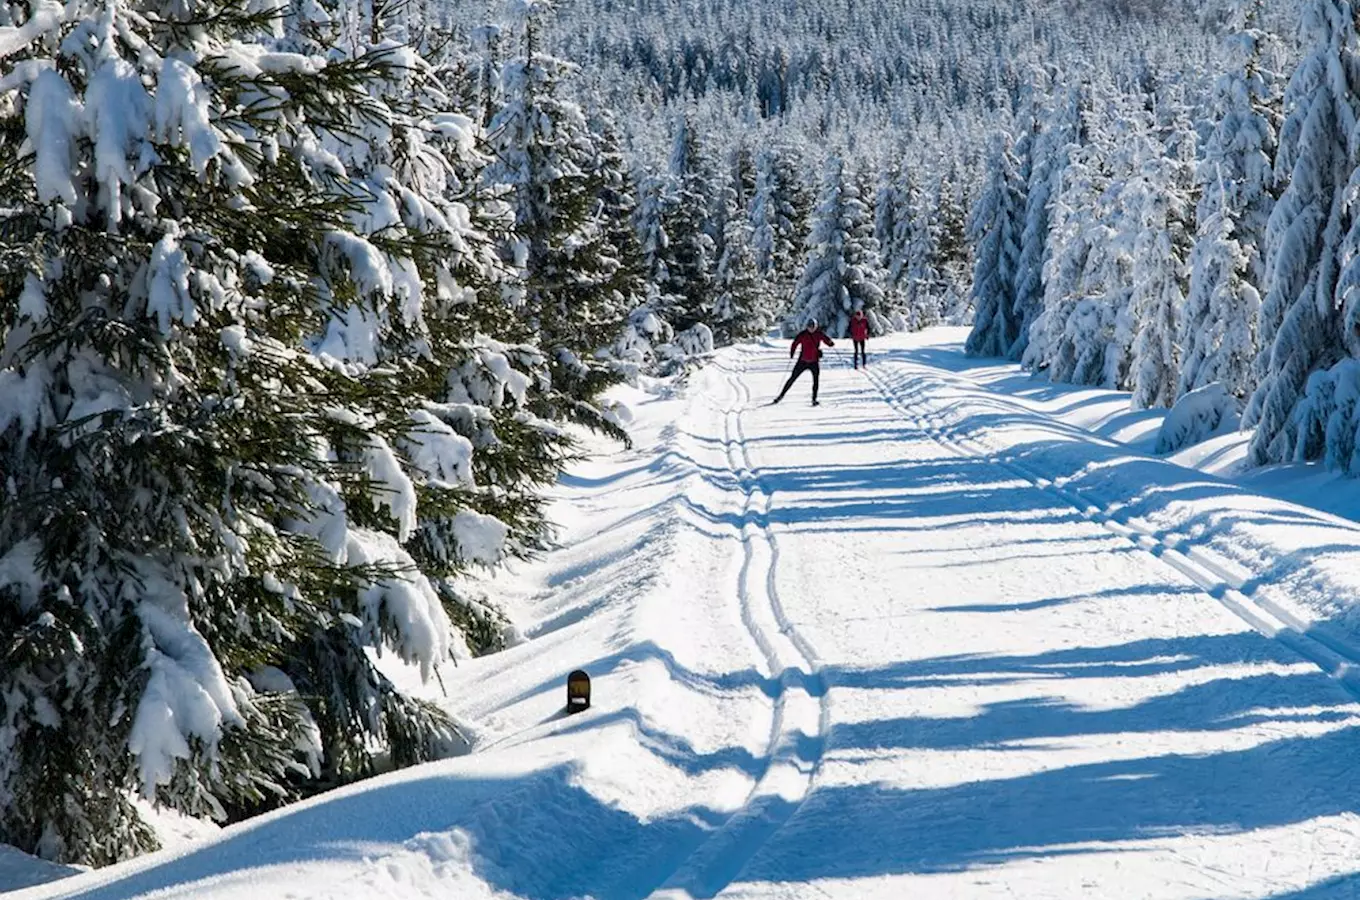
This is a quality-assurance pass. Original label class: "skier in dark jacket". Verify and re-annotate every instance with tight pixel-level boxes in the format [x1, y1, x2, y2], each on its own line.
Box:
[773, 320, 835, 406]
[850, 309, 870, 369]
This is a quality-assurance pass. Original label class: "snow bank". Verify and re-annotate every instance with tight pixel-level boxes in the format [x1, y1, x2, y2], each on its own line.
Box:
[0, 844, 83, 892]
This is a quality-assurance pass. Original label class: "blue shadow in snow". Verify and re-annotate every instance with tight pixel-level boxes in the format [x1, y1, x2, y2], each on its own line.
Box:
[930, 582, 1199, 613]
[1263, 872, 1360, 898]
[741, 722, 1360, 882]
[56, 764, 722, 900]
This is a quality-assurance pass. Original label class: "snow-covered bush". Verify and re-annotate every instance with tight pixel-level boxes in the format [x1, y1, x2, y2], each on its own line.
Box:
[674, 322, 715, 357]
[1155, 383, 1242, 454]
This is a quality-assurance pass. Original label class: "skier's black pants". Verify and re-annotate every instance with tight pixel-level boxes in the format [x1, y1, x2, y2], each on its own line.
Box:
[852, 340, 866, 367]
[777, 360, 820, 403]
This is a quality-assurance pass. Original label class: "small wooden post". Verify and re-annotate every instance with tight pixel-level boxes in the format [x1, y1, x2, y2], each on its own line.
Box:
[566, 670, 591, 713]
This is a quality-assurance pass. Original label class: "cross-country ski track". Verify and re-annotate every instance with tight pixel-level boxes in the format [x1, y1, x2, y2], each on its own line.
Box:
[20, 329, 1360, 900]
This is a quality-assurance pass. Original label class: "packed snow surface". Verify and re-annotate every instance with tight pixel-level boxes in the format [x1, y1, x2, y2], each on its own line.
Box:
[16, 328, 1360, 899]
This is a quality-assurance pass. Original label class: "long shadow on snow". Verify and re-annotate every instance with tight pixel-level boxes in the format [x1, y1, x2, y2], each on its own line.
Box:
[931, 582, 1199, 614]
[55, 764, 724, 900]
[831, 669, 1350, 753]
[826, 631, 1309, 692]
[1262, 872, 1360, 899]
[739, 723, 1360, 881]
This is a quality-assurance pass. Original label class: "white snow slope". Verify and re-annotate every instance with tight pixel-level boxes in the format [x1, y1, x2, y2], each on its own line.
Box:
[15, 329, 1360, 900]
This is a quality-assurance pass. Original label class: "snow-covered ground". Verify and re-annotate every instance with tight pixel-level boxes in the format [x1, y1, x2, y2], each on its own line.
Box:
[14, 328, 1360, 899]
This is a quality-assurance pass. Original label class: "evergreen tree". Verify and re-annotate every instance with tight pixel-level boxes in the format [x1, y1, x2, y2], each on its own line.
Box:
[635, 171, 670, 289]
[904, 175, 950, 330]
[656, 114, 718, 330]
[874, 161, 904, 275]
[711, 212, 768, 345]
[750, 144, 810, 302]
[711, 146, 769, 344]
[1026, 88, 1135, 389]
[484, 3, 629, 440]
[788, 155, 887, 337]
[933, 169, 973, 324]
[1244, 0, 1359, 467]
[1011, 87, 1078, 361]
[587, 108, 649, 311]
[887, 167, 921, 300]
[965, 133, 1025, 357]
[1129, 109, 1196, 410]
[1179, 5, 1281, 403]
[0, 0, 545, 863]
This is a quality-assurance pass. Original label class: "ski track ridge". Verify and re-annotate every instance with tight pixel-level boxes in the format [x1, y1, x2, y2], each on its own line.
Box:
[649, 349, 829, 900]
[858, 358, 1360, 699]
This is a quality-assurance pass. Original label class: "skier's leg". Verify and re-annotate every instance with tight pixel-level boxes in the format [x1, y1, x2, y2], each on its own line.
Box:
[811, 362, 821, 404]
[775, 361, 808, 402]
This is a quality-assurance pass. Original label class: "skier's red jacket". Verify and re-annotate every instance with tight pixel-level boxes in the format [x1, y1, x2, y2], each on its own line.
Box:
[850, 316, 870, 341]
[791, 329, 834, 363]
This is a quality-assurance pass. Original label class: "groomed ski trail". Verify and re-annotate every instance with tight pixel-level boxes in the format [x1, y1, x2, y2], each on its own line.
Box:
[696, 338, 1360, 900]
[651, 350, 829, 899]
[858, 358, 1360, 701]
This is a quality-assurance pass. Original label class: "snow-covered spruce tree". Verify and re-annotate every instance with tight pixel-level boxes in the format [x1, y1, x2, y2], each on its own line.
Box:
[584, 107, 651, 348]
[935, 170, 974, 325]
[656, 113, 718, 331]
[1011, 87, 1078, 362]
[713, 141, 756, 259]
[710, 152, 770, 345]
[356, 48, 578, 655]
[711, 214, 767, 344]
[903, 174, 950, 331]
[1128, 108, 1196, 410]
[635, 170, 669, 288]
[750, 144, 810, 302]
[1027, 89, 1137, 389]
[873, 160, 905, 279]
[0, 0, 559, 863]
[787, 155, 887, 337]
[1179, 5, 1281, 404]
[965, 132, 1025, 358]
[1243, 0, 1359, 467]
[885, 166, 920, 309]
[484, 2, 629, 442]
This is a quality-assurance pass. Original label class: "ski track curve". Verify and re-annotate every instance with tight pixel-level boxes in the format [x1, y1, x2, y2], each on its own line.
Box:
[649, 348, 829, 900]
[858, 357, 1360, 700]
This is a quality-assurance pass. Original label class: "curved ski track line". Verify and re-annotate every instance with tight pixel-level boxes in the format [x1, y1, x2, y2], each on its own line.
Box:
[858, 359, 1360, 698]
[650, 350, 829, 900]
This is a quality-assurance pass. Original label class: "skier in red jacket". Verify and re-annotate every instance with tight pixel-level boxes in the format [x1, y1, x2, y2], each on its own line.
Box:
[850, 309, 870, 369]
[772, 320, 835, 406]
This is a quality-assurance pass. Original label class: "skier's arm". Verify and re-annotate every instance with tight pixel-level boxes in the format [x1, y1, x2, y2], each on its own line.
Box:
[822, 333, 835, 347]
[790, 337, 798, 358]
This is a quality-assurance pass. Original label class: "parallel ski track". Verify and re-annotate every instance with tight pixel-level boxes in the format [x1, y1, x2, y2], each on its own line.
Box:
[650, 349, 829, 900]
[859, 357, 1360, 698]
